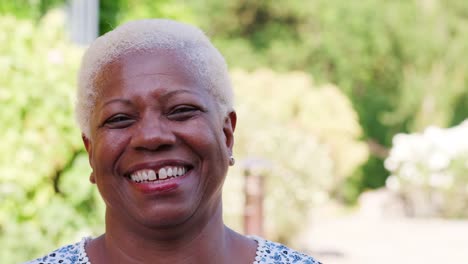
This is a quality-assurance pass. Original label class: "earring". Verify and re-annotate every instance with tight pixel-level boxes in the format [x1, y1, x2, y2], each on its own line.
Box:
[229, 156, 235, 166]
[89, 171, 96, 184]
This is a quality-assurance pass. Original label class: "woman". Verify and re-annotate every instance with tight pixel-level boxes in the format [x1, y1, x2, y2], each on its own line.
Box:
[27, 19, 321, 264]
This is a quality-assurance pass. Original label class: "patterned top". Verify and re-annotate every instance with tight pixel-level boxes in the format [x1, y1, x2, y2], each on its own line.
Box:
[25, 236, 321, 264]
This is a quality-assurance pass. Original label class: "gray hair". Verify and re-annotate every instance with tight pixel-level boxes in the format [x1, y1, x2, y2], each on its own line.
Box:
[76, 19, 233, 137]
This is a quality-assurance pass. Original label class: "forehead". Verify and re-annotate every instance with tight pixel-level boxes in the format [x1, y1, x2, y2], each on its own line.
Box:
[93, 49, 204, 96]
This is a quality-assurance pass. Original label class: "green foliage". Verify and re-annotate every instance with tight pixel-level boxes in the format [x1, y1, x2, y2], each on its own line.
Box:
[99, 0, 195, 34]
[223, 69, 366, 241]
[190, 0, 468, 198]
[0, 11, 104, 263]
[0, 0, 65, 20]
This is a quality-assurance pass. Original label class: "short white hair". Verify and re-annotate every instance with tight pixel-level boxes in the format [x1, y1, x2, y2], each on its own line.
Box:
[76, 19, 233, 137]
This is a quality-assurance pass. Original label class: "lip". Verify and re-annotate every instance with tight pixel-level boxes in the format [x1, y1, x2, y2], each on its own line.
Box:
[126, 172, 190, 194]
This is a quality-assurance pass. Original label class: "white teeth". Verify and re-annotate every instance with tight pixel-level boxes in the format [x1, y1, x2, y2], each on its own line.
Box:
[130, 166, 188, 183]
[130, 169, 154, 182]
[159, 168, 167, 179]
[136, 172, 142, 182]
[132, 174, 137, 182]
[148, 170, 156, 180]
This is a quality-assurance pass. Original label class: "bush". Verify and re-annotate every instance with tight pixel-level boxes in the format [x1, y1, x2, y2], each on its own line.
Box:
[0, 11, 104, 263]
[223, 69, 367, 242]
[385, 120, 468, 218]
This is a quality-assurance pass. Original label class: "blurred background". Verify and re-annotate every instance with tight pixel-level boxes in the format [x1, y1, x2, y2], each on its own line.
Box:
[1, 0, 468, 263]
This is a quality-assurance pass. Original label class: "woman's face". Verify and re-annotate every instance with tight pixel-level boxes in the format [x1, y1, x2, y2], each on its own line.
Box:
[83, 50, 236, 229]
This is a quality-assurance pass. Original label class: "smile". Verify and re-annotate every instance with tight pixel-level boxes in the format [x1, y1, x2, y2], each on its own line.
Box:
[129, 166, 188, 183]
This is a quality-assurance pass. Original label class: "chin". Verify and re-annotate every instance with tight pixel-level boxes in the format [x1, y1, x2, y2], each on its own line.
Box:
[135, 206, 196, 228]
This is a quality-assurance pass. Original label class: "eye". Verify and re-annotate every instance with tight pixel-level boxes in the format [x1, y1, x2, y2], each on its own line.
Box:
[172, 106, 197, 114]
[168, 105, 200, 120]
[104, 114, 134, 128]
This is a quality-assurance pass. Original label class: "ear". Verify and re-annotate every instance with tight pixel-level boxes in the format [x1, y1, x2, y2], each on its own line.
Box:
[82, 134, 96, 184]
[82, 134, 92, 153]
[223, 111, 237, 153]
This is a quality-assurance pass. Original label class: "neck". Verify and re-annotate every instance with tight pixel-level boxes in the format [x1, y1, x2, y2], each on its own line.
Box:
[97, 201, 237, 264]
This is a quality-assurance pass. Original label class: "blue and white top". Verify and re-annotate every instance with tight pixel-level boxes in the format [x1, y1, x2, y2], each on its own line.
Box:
[26, 236, 321, 264]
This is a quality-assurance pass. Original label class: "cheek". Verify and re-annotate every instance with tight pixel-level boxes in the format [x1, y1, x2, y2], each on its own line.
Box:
[91, 133, 130, 207]
[92, 131, 129, 172]
[183, 119, 227, 159]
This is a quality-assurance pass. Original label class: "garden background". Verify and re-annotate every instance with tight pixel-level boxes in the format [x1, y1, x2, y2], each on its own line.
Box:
[1, 0, 468, 263]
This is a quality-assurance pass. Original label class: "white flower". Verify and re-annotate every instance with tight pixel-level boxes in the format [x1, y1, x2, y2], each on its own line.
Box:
[426, 151, 450, 171]
[386, 175, 400, 191]
[429, 172, 453, 189]
[384, 120, 468, 217]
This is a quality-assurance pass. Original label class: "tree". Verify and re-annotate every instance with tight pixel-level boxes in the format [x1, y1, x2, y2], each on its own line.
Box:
[225, 69, 366, 241]
[0, 11, 104, 263]
[0, 0, 65, 20]
[189, 0, 468, 199]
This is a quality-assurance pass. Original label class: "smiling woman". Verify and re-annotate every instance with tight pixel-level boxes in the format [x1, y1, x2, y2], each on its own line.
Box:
[26, 19, 321, 264]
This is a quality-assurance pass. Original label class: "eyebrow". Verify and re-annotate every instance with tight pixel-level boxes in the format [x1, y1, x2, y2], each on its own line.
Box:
[101, 89, 198, 108]
[102, 98, 133, 107]
[158, 89, 197, 101]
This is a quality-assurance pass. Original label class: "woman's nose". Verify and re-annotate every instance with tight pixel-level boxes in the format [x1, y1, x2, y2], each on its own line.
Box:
[130, 116, 176, 152]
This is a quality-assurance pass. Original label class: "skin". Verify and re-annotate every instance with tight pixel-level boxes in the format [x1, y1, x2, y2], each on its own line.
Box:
[82, 50, 257, 263]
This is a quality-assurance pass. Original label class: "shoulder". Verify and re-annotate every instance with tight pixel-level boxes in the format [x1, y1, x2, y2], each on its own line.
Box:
[251, 236, 322, 264]
[24, 237, 91, 264]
